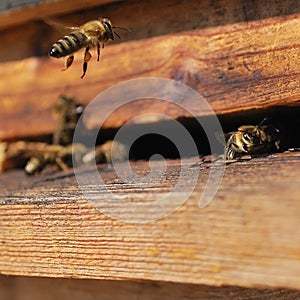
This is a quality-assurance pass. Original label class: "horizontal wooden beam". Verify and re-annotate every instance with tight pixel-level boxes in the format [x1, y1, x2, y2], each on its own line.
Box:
[0, 0, 120, 30]
[1, 152, 300, 289]
[1, 0, 299, 62]
[0, 276, 300, 300]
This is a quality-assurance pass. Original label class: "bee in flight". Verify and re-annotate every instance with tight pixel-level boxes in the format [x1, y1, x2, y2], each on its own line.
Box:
[49, 18, 128, 78]
[225, 118, 280, 160]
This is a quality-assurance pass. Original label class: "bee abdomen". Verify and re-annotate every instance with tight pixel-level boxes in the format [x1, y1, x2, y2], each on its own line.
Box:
[49, 32, 86, 58]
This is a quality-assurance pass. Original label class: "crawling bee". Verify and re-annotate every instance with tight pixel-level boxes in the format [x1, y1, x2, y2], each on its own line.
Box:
[25, 143, 87, 175]
[225, 119, 280, 160]
[52, 94, 83, 145]
[82, 140, 128, 165]
[25, 153, 66, 175]
[49, 18, 128, 78]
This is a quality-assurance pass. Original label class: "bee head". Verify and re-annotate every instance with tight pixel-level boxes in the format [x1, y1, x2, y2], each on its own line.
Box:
[101, 18, 114, 40]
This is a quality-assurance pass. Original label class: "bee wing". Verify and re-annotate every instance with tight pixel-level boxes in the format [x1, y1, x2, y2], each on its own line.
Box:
[44, 18, 80, 34]
[65, 26, 81, 30]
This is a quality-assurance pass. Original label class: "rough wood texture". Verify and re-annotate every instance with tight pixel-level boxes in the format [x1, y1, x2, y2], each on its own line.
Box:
[1, 14, 300, 140]
[1, 0, 299, 60]
[0, 276, 300, 300]
[1, 152, 300, 289]
[1, 0, 300, 294]
[0, 0, 120, 29]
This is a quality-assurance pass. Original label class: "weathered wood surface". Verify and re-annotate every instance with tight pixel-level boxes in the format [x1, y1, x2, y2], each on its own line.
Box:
[0, 0, 300, 141]
[0, 152, 300, 289]
[0, 0, 119, 29]
[1, 14, 300, 140]
[0, 276, 300, 300]
[1, 0, 299, 60]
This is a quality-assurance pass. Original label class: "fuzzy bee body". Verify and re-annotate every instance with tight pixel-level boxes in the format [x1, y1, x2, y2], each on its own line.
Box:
[49, 18, 127, 78]
[52, 94, 83, 145]
[225, 121, 280, 160]
[50, 31, 87, 58]
[25, 156, 47, 175]
[82, 140, 128, 165]
[24, 144, 87, 175]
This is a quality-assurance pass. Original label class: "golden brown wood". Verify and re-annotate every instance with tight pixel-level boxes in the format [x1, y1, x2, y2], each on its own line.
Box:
[0, 0, 120, 30]
[0, 276, 300, 300]
[1, 152, 300, 289]
[0, 14, 300, 140]
[1, 0, 299, 61]
[0, 0, 299, 294]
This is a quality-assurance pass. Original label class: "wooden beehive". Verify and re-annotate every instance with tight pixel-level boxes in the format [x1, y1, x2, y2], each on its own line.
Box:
[0, 0, 300, 299]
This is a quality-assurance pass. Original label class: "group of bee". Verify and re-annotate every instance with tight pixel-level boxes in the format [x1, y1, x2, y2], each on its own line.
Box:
[1, 95, 127, 176]
[0, 17, 290, 176]
[12, 17, 276, 175]
[1, 93, 282, 176]
[3, 18, 130, 175]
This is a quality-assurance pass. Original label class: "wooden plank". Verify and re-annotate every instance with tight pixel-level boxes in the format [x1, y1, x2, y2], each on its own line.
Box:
[0, 276, 300, 300]
[1, 0, 299, 61]
[0, 0, 46, 12]
[0, 0, 120, 29]
[0, 14, 300, 140]
[0, 152, 300, 289]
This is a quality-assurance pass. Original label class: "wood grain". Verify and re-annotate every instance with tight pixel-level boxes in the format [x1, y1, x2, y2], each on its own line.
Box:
[1, 0, 300, 61]
[1, 0, 299, 294]
[0, 276, 300, 300]
[1, 152, 300, 289]
[0, 14, 300, 140]
[0, 0, 120, 30]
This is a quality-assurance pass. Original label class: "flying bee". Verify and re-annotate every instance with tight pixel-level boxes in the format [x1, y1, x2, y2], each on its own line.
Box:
[49, 18, 129, 78]
[52, 94, 83, 145]
[225, 118, 280, 160]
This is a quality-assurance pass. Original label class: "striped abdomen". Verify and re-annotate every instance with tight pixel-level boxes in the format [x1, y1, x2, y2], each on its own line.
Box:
[49, 31, 87, 58]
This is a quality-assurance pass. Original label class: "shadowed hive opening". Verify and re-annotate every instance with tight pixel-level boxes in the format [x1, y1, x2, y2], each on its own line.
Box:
[92, 105, 300, 161]
[8, 105, 300, 169]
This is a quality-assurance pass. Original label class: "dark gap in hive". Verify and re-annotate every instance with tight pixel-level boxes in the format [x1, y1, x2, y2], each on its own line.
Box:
[10, 105, 300, 164]
[91, 105, 300, 160]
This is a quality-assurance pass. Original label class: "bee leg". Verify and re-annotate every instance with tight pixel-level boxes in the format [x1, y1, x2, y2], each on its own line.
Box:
[81, 47, 92, 79]
[97, 43, 101, 61]
[55, 156, 69, 171]
[62, 55, 74, 71]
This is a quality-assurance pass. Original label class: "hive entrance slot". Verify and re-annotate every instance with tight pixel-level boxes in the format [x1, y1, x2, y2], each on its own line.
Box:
[97, 106, 300, 160]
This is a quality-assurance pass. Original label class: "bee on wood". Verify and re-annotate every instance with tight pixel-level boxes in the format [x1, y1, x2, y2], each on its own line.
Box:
[24, 143, 87, 175]
[25, 153, 66, 175]
[225, 119, 280, 160]
[52, 94, 83, 145]
[49, 18, 129, 78]
[82, 140, 128, 165]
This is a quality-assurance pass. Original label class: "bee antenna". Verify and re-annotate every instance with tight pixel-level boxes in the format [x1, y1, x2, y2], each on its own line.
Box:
[112, 26, 130, 32]
[254, 117, 267, 138]
[113, 31, 121, 39]
[258, 117, 267, 128]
